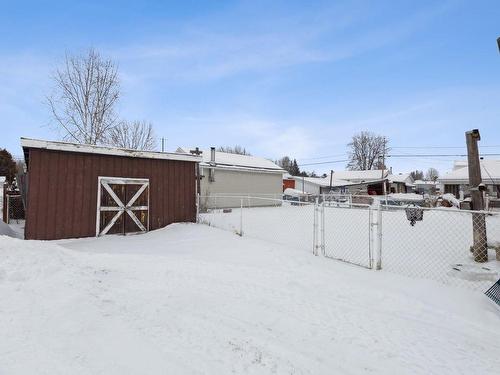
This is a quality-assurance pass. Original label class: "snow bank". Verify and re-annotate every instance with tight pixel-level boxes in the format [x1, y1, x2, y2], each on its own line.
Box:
[388, 193, 425, 202]
[1, 224, 500, 374]
[283, 187, 310, 197]
[0, 220, 20, 238]
[441, 193, 461, 207]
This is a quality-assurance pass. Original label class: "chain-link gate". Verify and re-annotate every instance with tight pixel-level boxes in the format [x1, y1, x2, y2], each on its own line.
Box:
[321, 203, 373, 269]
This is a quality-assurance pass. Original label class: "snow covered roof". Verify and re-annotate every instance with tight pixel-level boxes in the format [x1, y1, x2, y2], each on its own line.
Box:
[330, 169, 389, 182]
[387, 193, 425, 202]
[291, 176, 352, 187]
[283, 188, 311, 197]
[176, 147, 284, 173]
[388, 173, 413, 185]
[21, 138, 202, 163]
[440, 159, 500, 184]
[414, 179, 439, 185]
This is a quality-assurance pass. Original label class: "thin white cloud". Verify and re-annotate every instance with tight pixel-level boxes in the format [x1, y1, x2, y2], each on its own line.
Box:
[112, 1, 452, 83]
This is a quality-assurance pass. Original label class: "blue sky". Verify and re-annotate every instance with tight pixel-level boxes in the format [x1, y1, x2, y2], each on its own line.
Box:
[1, 0, 500, 174]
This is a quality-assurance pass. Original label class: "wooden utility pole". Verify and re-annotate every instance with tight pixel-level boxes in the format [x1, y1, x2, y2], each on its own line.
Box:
[465, 129, 488, 262]
[329, 170, 333, 191]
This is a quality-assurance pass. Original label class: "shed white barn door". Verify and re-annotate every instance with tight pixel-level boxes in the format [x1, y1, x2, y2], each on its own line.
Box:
[96, 177, 149, 236]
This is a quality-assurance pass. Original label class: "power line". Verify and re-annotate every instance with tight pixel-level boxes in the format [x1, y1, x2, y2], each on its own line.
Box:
[298, 153, 500, 167]
[391, 145, 500, 149]
[299, 159, 349, 167]
[298, 153, 348, 161]
[298, 145, 500, 163]
[387, 153, 500, 157]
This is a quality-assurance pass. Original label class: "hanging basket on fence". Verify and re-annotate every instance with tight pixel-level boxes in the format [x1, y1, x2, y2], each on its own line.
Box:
[405, 203, 423, 226]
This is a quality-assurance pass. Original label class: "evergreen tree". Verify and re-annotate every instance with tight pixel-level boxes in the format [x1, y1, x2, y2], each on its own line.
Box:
[0, 149, 17, 184]
[290, 159, 301, 176]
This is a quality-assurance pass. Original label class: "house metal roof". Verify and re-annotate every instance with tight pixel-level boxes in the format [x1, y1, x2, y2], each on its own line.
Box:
[176, 147, 284, 173]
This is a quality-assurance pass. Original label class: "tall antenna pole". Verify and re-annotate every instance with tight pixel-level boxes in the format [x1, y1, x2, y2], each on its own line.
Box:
[381, 138, 387, 201]
[466, 129, 488, 262]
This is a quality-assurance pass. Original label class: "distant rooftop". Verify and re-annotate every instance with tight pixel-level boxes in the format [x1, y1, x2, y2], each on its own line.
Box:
[440, 159, 500, 183]
[330, 169, 389, 182]
[176, 147, 284, 173]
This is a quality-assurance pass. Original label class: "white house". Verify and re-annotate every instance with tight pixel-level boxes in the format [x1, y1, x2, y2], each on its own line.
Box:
[388, 173, 414, 193]
[177, 147, 284, 209]
[291, 176, 352, 195]
[413, 180, 440, 194]
[329, 169, 389, 183]
[291, 169, 391, 195]
[439, 159, 500, 198]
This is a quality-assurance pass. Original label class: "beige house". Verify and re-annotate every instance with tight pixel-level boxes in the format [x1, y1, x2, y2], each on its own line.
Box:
[177, 147, 284, 209]
[440, 160, 500, 198]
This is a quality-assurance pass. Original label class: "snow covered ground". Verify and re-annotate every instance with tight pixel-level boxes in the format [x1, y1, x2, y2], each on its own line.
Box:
[201, 204, 500, 290]
[1, 223, 499, 374]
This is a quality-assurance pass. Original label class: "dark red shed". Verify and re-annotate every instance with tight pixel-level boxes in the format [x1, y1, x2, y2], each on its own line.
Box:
[21, 138, 201, 240]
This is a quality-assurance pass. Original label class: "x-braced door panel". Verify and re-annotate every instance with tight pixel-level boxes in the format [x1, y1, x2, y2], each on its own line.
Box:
[96, 177, 149, 236]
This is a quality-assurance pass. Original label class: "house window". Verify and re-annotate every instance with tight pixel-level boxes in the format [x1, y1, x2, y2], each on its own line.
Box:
[444, 184, 459, 198]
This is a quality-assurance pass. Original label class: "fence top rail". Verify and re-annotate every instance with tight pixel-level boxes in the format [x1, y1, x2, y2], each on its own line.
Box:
[198, 195, 316, 205]
[380, 204, 499, 216]
[323, 202, 372, 209]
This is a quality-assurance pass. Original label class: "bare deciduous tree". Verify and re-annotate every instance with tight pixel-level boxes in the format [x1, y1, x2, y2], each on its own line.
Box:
[108, 120, 157, 151]
[217, 145, 251, 155]
[276, 156, 292, 172]
[47, 48, 120, 145]
[425, 167, 439, 181]
[347, 131, 389, 170]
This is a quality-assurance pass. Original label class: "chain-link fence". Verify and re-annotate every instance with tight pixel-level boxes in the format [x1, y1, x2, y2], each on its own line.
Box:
[197, 195, 500, 291]
[3, 194, 25, 224]
[198, 195, 317, 253]
[379, 205, 500, 291]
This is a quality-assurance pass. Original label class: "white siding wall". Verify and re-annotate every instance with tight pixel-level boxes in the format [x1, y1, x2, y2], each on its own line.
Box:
[200, 167, 283, 208]
[291, 178, 322, 195]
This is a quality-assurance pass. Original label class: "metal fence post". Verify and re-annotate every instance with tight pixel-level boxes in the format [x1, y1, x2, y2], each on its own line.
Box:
[376, 204, 383, 270]
[321, 200, 325, 256]
[368, 206, 373, 269]
[196, 194, 200, 223]
[239, 198, 243, 236]
[313, 198, 319, 255]
[5, 195, 9, 225]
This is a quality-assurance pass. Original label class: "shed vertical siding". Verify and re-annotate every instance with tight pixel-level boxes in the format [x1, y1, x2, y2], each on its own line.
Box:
[25, 149, 197, 240]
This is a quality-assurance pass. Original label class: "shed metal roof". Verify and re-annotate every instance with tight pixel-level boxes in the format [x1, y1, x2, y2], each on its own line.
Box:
[21, 138, 202, 163]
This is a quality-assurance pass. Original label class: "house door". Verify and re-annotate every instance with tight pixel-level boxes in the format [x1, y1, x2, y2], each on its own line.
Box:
[96, 177, 149, 236]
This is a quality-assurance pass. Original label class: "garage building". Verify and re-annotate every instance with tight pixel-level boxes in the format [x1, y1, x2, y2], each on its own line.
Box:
[21, 138, 201, 240]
